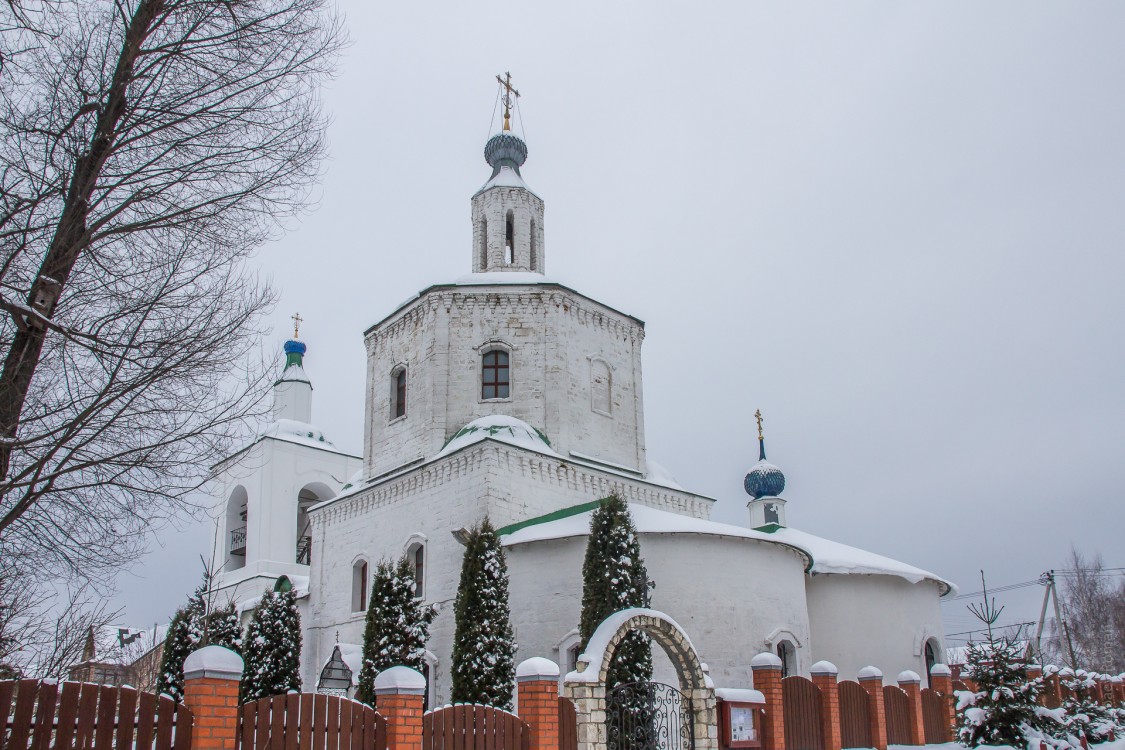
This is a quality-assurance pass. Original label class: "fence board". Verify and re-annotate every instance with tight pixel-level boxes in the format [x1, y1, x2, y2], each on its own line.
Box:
[29, 676, 58, 750]
[95, 686, 118, 750]
[920, 689, 950, 744]
[781, 676, 823, 750]
[115, 687, 138, 750]
[558, 697, 577, 750]
[419, 705, 528, 750]
[135, 690, 157, 750]
[75, 683, 99, 750]
[882, 686, 911, 746]
[174, 703, 193, 750]
[311, 695, 327, 750]
[155, 695, 176, 750]
[55, 682, 83, 750]
[284, 694, 300, 750]
[837, 681, 870, 750]
[8, 679, 39, 750]
[0, 681, 15, 741]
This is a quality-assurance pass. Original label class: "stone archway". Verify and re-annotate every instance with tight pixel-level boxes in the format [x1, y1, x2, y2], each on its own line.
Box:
[562, 609, 716, 750]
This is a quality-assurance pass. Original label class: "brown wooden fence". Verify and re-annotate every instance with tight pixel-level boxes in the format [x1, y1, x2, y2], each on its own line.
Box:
[0, 679, 191, 750]
[920, 689, 950, 744]
[782, 676, 823, 750]
[836, 681, 870, 750]
[422, 704, 529, 750]
[557, 697, 577, 750]
[882, 685, 911, 746]
[238, 693, 384, 750]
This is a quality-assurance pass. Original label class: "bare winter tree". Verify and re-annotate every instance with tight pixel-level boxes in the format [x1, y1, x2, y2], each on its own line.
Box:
[0, 0, 344, 586]
[1042, 549, 1125, 672]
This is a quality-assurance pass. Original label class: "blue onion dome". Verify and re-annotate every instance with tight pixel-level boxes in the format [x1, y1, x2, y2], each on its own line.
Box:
[744, 461, 786, 499]
[283, 340, 306, 356]
[283, 339, 306, 370]
[484, 131, 528, 177]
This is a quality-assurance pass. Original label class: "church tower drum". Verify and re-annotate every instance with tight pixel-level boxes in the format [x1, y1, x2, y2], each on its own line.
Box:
[471, 133, 545, 273]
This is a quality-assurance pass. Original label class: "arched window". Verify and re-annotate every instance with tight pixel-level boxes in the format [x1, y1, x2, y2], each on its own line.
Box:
[408, 542, 425, 599]
[590, 358, 611, 415]
[390, 366, 407, 419]
[925, 639, 938, 687]
[504, 211, 514, 265]
[776, 640, 796, 678]
[481, 350, 510, 399]
[352, 559, 368, 612]
[226, 486, 248, 570]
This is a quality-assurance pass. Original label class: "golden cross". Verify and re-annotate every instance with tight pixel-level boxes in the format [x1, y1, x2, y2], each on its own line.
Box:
[496, 71, 520, 132]
[755, 409, 764, 441]
[291, 312, 303, 339]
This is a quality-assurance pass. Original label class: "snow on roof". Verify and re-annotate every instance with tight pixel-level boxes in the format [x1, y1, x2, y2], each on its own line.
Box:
[319, 642, 363, 686]
[437, 415, 559, 459]
[566, 608, 699, 684]
[277, 364, 310, 384]
[183, 646, 243, 679]
[715, 688, 765, 704]
[478, 165, 537, 194]
[501, 502, 954, 593]
[453, 271, 552, 286]
[258, 419, 355, 457]
[644, 458, 685, 490]
[517, 657, 560, 679]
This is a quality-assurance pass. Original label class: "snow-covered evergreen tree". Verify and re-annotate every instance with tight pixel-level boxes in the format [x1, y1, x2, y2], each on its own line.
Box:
[155, 582, 205, 701]
[355, 556, 436, 706]
[1060, 670, 1118, 743]
[240, 588, 302, 701]
[451, 517, 516, 708]
[579, 494, 652, 688]
[204, 603, 242, 653]
[956, 637, 1049, 747]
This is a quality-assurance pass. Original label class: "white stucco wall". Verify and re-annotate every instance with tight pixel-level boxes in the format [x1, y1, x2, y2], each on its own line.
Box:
[362, 284, 647, 480]
[804, 573, 947, 682]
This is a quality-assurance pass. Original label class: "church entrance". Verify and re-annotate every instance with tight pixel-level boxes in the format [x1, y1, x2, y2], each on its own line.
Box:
[607, 680, 694, 750]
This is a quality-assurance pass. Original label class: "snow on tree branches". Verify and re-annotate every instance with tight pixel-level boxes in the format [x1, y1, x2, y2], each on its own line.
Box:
[241, 588, 302, 701]
[451, 517, 517, 708]
[355, 556, 436, 706]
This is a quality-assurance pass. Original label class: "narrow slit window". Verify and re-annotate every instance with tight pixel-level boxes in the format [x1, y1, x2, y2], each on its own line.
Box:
[482, 350, 510, 399]
[352, 560, 368, 612]
[391, 368, 407, 419]
[412, 544, 425, 598]
[504, 212, 514, 264]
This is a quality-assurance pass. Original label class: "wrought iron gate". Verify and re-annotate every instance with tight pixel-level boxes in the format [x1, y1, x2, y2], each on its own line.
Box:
[606, 681, 694, 750]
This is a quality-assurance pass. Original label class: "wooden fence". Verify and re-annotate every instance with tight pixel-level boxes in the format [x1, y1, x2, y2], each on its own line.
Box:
[0, 679, 191, 750]
[422, 704, 529, 750]
[882, 685, 912, 746]
[836, 681, 870, 750]
[920, 688, 950, 744]
[781, 676, 823, 750]
[238, 693, 384, 750]
[557, 697, 577, 750]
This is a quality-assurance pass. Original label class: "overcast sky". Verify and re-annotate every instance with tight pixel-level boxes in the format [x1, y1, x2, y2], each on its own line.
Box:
[112, 1, 1125, 647]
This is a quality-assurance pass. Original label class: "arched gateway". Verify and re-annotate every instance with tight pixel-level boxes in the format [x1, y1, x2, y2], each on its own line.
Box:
[563, 609, 717, 750]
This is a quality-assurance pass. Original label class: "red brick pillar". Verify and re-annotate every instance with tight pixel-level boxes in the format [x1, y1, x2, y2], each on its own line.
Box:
[374, 667, 426, 750]
[858, 667, 887, 750]
[1112, 676, 1123, 704]
[810, 661, 841, 750]
[1059, 668, 1075, 702]
[517, 658, 560, 750]
[752, 653, 786, 750]
[897, 671, 925, 746]
[182, 646, 244, 750]
[929, 663, 955, 738]
[1044, 667, 1062, 706]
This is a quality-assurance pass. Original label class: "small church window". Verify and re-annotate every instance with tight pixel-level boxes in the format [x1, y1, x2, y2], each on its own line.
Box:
[764, 503, 780, 526]
[777, 640, 796, 678]
[352, 559, 368, 612]
[591, 359, 611, 415]
[409, 543, 425, 598]
[530, 219, 538, 271]
[480, 217, 488, 271]
[391, 367, 406, 419]
[504, 211, 514, 265]
[482, 350, 509, 399]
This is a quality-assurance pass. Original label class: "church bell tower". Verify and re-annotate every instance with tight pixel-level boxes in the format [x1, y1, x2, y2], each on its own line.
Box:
[471, 73, 545, 273]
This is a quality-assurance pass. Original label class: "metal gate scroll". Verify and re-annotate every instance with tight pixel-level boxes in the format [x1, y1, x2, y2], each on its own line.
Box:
[606, 681, 694, 750]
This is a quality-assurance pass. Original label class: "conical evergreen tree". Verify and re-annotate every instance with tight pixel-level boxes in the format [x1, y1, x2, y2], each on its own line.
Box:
[451, 518, 517, 708]
[241, 588, 302, 701]
[155, 580, 206, 701]
[355, 556, 436, 706]
[203, 603, 242, 653]
[579, 494, 652, 688]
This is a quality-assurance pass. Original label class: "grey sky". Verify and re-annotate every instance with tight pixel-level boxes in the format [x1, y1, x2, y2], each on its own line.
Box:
[114, 1, 1125, 648]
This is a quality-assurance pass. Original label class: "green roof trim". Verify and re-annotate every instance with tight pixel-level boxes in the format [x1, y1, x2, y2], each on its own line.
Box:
[495, 498, 606, 537]
[753, 523, 784, 534]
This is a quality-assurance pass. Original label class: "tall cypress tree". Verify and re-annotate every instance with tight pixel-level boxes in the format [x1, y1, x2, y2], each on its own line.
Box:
[204, 603, 243, 654]
[355, 556, 436, 706]
[579, 494, 652, 687]
[241, 588, 302, 701]
[451, 518, 516, 708]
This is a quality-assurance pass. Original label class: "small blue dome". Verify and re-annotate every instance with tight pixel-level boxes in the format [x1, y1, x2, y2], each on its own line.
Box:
[484, 132, 528, 176]
[744, 461, 786, 499]
[284, 340, 306, 355]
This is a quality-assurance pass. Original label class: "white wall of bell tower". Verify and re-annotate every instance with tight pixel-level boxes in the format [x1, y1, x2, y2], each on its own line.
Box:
[472, 185, 545, 273]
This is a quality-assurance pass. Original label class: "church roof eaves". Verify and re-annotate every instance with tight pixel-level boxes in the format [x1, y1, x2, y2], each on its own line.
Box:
[363, 279, 645, 336]
[212, 431, 360, 472]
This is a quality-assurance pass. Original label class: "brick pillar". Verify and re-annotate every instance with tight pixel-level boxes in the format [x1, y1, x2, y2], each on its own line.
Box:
[857, 667, 887, 750]
[751, 653, 785, 750]
[1044, 667, 1062, 707]
[929, 663, 955, 738]
[897, 671, 925, 746]
[374, 667, 426, 750]
[1112, 677, 1123, 704]
[810, 662, 841, 750]
[517, 658, 561, 750]
[182, 646, 244, 750]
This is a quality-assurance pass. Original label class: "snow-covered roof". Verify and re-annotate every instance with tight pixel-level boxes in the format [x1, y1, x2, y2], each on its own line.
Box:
[319, 642, 363, 686]
[477, 165, 538, 195]
[258, 419, 355, 457]
[453, 271, 553, 286]
[437, 415, 559, 459]
[644, 459, 685, 490]
[501, 502, 954, 594]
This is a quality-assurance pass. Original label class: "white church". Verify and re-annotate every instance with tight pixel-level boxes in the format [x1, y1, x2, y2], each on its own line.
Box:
[207, 103, 954, 706]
